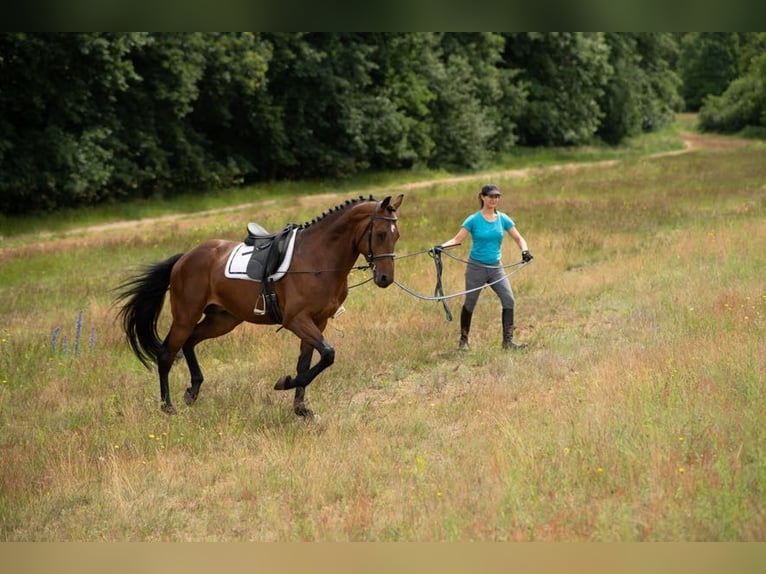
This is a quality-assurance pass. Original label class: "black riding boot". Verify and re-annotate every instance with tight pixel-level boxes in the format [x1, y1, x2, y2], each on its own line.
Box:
[458, 306, 472, 350]
[502, 308, 527, 349]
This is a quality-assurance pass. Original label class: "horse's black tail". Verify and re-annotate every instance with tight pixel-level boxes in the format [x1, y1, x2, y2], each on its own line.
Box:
[114, 253, 184, 369]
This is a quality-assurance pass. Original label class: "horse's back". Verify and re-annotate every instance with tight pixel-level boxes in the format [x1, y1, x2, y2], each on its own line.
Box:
[170, 239, 236, 296]
[175, 239, 236, 272]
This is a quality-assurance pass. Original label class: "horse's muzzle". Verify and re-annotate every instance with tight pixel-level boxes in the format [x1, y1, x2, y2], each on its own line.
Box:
[374, 274, 393, 288]
[373, 264, 394, 288]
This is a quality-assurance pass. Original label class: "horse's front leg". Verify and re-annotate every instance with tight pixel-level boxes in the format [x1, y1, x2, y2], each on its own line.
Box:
[292, 341, 314, 417]
[293, 386, 310, 417]
[274, 320, 333, 417]
[274, 338, 334, 391]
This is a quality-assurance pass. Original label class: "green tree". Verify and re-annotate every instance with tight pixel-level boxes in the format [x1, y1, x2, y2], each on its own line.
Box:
[678, 32, 740, 112]
[107, 33, 208, 195]
[736, 32, 766, 74]
[188, 33, 272, 183]
[1, 32, 690, 216]
[598, 33, 682, 144]
[361, 33, 438, 169]
[698, 48, 766, 133]
[249, 33, 380, 179]
[0, 33, 151, 212]
[428, 32, 524, 168]
[503, 32, 613, 146]
[0, 33, 271, 212]
[250, 33, 522, 177]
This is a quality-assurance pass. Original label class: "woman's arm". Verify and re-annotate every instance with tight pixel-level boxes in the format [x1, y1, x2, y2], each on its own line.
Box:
[508, 226, 528, 252]
[440, 227, 469, 248]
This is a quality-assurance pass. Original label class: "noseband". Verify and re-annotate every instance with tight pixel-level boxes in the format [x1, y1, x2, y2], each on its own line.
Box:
[356, 202, 398, 267]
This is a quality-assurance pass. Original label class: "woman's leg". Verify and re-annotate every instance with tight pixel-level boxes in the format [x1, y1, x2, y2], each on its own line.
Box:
[488, 268, 525, 349]
[459, 260, 487, 349]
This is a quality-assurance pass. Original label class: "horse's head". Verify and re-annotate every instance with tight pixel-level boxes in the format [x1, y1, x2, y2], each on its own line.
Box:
[364, 194, 403, 288]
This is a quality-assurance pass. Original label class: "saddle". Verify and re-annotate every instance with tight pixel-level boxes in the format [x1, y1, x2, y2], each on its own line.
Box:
[242, 222, 299, 323]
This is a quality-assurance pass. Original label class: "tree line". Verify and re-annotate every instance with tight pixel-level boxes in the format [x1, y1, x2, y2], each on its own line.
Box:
[1, 32, 763, 215]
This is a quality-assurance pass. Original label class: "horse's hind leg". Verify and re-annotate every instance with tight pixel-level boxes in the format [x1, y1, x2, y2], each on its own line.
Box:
[182, 306, 242, 406]
[182, 344, 203, 406]
[158, 317, 201, 413]
[158, 329, 190, 414]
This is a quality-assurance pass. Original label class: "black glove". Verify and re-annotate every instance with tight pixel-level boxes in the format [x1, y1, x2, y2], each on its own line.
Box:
[521, 250, 533, 263]
[429, 245, 444, 256]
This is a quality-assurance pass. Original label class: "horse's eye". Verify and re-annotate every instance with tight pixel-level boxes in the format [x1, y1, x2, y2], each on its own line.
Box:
[376, 231, 387, 242]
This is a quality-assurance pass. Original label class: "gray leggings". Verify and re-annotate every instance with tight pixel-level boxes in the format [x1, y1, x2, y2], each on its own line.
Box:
[462, 258, 515, 313]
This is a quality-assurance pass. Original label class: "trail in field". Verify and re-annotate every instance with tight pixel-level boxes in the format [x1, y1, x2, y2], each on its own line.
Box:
[0, 130, 750, 261]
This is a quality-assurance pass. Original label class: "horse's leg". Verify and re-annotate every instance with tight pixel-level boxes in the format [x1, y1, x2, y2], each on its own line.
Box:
[159, 302, 208, 414]
[182, 307, 242, 405]
[158, 339, 175, 414]
[158, 324, 194, 414]
[274, 318, 333, 417]
[274, 332, 333, 392]
[181, 344, 204, 406]
[292, 341, 314, 417]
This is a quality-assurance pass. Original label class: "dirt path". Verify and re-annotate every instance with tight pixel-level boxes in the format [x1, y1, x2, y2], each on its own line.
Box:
[0, 130, 751, 262]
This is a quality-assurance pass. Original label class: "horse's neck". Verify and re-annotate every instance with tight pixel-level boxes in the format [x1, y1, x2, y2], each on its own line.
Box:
[297, 207, 370, 272]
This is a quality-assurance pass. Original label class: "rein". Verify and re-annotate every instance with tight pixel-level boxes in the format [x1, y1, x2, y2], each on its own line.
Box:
[392, 249, 532, 320]
[430, 248, 452, 321]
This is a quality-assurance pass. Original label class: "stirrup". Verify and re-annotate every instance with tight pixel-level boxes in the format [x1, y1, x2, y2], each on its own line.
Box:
[253, 293, 267, 315]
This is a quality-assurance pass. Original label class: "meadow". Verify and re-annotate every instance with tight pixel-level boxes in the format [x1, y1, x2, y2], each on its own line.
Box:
[0, 119, 764, 541]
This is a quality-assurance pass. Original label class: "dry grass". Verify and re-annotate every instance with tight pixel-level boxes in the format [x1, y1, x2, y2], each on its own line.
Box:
[0, 132, 764, 541]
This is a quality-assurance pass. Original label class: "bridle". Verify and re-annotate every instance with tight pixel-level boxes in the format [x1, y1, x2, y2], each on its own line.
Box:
[355, 201, 399, 268]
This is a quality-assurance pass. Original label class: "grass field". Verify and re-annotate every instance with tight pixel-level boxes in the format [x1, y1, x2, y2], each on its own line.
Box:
[1, 118, 764, 541]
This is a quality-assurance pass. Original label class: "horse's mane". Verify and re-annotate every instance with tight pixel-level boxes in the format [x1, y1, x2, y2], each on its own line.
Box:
[298, 195, 375, 230]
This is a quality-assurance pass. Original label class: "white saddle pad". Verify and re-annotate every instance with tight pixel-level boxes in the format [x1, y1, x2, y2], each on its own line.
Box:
[224, 228, 297, 282]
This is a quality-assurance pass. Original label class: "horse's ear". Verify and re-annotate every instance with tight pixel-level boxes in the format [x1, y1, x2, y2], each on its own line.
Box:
[380, 194, 403, 213]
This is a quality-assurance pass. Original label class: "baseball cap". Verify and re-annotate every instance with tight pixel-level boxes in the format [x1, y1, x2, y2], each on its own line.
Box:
[480, 184, 501, 196]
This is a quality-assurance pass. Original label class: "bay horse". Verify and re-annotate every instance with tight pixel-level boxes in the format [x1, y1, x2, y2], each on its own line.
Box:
[115, 194, 403, 417]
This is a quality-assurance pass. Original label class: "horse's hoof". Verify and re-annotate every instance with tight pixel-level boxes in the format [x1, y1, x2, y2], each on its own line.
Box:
[161, 403, 177, 415]
[274, 376, 291, 391]
[184, 389, 197, 406]
[295, 405, 315, 418]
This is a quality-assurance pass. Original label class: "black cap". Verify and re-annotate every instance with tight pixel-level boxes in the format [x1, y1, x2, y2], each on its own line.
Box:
[480, 184, 501, 196]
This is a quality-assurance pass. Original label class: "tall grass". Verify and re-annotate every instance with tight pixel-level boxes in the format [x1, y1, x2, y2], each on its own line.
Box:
[0, 125, 764, 541]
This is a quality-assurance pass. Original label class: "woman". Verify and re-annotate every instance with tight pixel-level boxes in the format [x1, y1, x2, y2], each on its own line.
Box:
[433, 184, 533, 350]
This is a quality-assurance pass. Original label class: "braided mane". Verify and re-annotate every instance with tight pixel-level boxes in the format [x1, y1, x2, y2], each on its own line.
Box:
[298, 195, 375, 229]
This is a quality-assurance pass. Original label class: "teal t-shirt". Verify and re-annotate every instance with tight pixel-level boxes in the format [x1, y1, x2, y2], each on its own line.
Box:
[462, 211, 515, 264]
